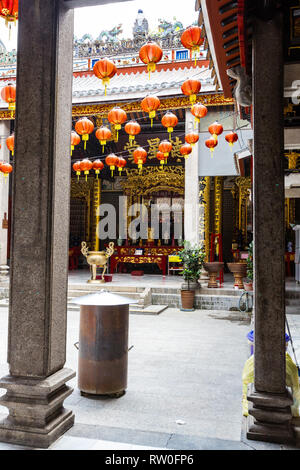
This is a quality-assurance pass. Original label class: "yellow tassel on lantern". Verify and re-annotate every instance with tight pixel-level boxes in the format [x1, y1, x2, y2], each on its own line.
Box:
[149, 110, 156, 128]
[114, 124, 121, 143]
[100, 140, 106, 153]
[76, 171, 80, 182]
[84, 170, 89, 181]
[110, 166, 115, 177]
[102, 77, 110, 96]
[147, 62, 156, 79]
[167, 127, 173, 140]
[82, 134, 89, 150]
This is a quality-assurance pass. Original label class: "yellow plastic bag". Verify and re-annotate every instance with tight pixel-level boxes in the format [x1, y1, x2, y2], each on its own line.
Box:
[242, 352, 300, 417]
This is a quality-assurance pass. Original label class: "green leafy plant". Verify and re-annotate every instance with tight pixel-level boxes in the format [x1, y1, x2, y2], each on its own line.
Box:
[246, 241, 253, 281]
[178, 241, 205, 290]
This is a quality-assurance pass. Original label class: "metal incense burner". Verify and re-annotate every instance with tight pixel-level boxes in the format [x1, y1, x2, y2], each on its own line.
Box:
[81, 241, 114, 283]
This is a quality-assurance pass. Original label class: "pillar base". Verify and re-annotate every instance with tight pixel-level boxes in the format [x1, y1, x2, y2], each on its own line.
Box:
[246, 386, 295, 445]
[0, 367, 75, 448]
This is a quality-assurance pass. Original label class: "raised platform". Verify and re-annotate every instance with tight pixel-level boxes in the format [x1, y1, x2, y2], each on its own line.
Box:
[0, 273, 299, 315]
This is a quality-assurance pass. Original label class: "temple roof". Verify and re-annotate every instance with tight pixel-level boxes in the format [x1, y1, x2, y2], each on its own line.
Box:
[0, 62, 214, 108]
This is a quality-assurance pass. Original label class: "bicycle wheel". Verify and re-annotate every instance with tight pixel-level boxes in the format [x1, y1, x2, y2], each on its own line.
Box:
[239, 291, 248, 312]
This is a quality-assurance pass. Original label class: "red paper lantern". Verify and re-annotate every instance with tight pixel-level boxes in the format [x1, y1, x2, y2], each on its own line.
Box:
[105, 153, 119, 177]
[71, 131, 80, 156]
[79, 159, 93, 180]
[208, 121, 223, 140]
[181, 79, 201, 104]
[124, 120, 141, 145]
[141, 95, 160, 127]
[107, 107, 127, 142]
[161, 112, 178, 139]
[181, 26, 204, 64]
[158, 140, 172, 160]
[0, 162, 12, 181]
[92, 159, 104, 178]
[6, 133, 14, 155]
[93, 58, 117, 96]
[75, 117, 94, 150]
[156, 151, 166, 167]
[180, 143, 193, 159]
[185, 132, 199, 146]
[1, 83, 16, 115]
[73, 161, 81, 180]
[225, 131, 238, 149]
[95, 126, 112, 152]
[116, 156, 127, 174]
[139, 42, 163, 77]
[205, 137, 218, 156]
[133, 147, 147, 171]
[191, 103, 208, 125]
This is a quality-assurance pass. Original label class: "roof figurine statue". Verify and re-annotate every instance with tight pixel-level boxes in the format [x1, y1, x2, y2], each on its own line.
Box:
[133, 9, 149, 38]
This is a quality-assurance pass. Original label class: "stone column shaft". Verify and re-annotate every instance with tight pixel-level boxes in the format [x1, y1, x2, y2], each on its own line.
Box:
[0, 0, 75, 448]
[247, 10, 294, 445]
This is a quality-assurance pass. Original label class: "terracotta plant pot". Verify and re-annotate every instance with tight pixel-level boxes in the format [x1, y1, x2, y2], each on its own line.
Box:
[181, 289, 195, 311]
[227, 262, 247, 289]
[203, 262, 224, 288]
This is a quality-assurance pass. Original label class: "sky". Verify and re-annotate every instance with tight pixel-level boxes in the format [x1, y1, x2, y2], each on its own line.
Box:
[0, 0, 197, 50]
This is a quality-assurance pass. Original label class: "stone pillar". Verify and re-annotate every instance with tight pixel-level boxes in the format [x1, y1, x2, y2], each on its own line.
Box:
[0, 121, 10, 267]
[0, 1, 75, 448]
[247, 10, 294, 444]
[184, 110, 200, 245]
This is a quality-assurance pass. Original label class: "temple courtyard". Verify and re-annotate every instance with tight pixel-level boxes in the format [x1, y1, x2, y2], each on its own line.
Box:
[0, 299, 298, 450]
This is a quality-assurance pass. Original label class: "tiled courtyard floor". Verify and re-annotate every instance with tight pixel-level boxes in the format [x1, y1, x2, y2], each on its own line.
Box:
[0, 303, 298, 450]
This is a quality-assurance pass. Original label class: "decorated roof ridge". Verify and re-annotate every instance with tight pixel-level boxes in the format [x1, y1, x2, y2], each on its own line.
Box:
[73, 60, 210, 78]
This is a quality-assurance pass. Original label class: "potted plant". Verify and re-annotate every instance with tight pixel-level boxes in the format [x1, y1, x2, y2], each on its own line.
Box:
[244, 241, 253, 291]
[178, 241, 205, 311]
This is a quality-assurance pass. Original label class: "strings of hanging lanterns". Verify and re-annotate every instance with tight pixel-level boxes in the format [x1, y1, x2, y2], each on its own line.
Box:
[70, 57, 239, 177]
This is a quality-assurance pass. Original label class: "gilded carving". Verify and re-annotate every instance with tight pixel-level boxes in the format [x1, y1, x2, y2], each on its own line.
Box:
[121, 165, 184, 197]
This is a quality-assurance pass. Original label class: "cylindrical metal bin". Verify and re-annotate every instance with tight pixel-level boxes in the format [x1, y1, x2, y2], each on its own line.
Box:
[72, 291, 136, 397]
